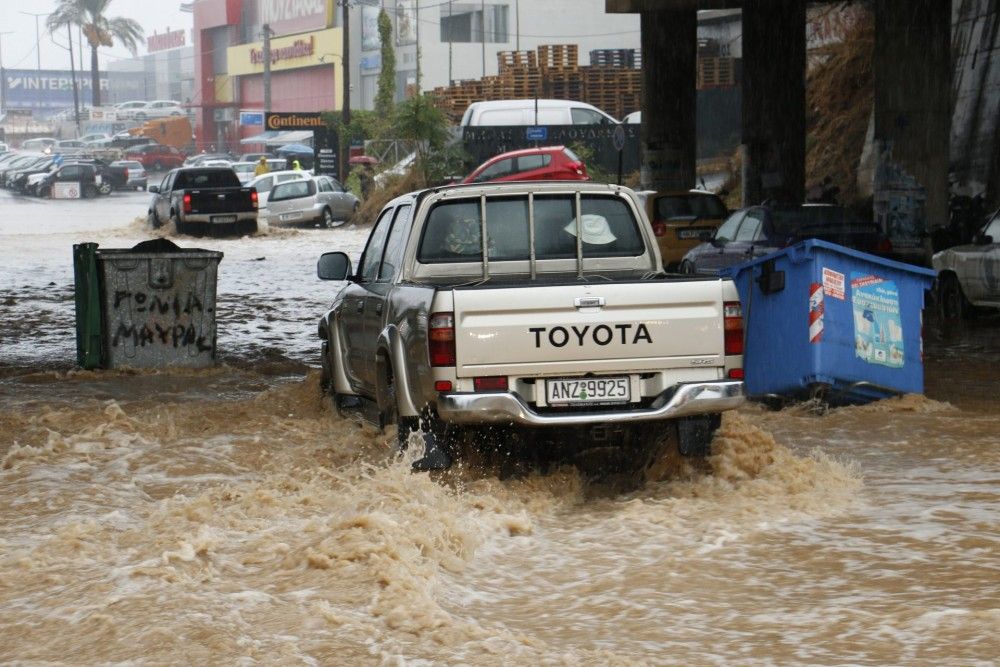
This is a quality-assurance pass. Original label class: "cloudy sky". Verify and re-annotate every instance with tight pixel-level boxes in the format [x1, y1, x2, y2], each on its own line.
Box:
[0, 0, 192, 71]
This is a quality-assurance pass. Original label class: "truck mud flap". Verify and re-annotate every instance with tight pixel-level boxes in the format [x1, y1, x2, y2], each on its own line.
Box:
[677, 414, 721, 457]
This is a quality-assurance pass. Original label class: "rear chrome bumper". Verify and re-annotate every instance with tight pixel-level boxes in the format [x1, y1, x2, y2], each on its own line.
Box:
[436, 380, 745, 427]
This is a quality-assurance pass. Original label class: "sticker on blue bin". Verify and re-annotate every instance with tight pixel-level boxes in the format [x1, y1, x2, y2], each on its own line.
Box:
[851, 273, 904, 368]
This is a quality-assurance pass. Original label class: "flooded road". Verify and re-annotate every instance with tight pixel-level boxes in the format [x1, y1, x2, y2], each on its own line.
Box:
[1, 190, 998, 665]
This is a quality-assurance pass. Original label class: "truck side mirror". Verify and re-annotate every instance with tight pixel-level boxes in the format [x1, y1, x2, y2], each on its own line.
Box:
[148, 185, 159, 193]
[317, 251, 353, 281]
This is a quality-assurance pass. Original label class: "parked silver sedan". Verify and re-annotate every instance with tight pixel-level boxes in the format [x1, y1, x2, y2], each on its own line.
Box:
[933, 210, 1000, 319]
[265, 175, 360, 228]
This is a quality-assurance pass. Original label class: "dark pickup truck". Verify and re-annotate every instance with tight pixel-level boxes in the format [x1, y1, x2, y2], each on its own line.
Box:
[148, 167, 259, 236]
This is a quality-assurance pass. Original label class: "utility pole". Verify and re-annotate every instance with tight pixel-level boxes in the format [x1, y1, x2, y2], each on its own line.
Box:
[0, 31, 13, 116]
[481, 0, 486, 77]
[20, 12, 47, 71]
[448, 2, 453, 85]
[414, 0, 420, 93]
[68, 25, 80, 132]
[342, 1, 350, 126]
[262, 24, 272, 113]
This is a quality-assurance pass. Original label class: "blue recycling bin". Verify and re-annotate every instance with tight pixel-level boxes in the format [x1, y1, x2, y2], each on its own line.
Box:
[720, 239, 936, 404]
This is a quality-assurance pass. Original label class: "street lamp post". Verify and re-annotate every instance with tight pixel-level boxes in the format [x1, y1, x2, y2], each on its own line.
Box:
[0, 31, 13, 116]
[20, 12, 48, 71]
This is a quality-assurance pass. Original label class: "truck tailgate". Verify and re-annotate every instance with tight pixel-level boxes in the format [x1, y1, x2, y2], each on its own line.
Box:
[188, 188, 255, 214]
[451, 280, 727, 377]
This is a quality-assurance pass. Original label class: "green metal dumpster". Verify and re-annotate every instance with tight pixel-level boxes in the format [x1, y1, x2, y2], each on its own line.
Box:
[73, 239, 224, 369]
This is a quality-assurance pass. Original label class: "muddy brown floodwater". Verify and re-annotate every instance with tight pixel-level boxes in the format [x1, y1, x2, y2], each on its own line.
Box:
[1, 192, 998, 665]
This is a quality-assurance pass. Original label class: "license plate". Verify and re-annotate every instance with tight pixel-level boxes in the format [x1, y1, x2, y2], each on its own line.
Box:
[212, 215, 237, 223]
[677, 228, 711, 240]
[546, 377, 630, 405]
[280, 211, 303, 221]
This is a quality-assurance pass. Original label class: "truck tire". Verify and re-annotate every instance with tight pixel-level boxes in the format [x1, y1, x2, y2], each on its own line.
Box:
[378, 359, 452, 469]
[148, 209, 161, 228]
[680, 260, 696, 275]
[171, 211, 188, 236]
[98, 181, 112, 195]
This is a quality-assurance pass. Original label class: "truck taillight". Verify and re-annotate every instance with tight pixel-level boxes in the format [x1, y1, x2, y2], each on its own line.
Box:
[652, 220, 667, 237]
[251, 189, 258, 208]
[429, 312, 456, 367]
[724, 301, 743, 355]
[183, 193, 192, 214]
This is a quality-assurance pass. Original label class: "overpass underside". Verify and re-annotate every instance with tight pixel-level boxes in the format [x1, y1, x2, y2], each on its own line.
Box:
[609, 0, 951, 260]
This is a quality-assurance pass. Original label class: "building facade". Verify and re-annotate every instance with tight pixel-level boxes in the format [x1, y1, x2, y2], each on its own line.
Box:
[191, 0, 343, 151]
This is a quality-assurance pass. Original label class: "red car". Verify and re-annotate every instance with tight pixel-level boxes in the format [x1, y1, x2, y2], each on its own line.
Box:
[124, 144, 186, 171]
[461, 146, 588, 184]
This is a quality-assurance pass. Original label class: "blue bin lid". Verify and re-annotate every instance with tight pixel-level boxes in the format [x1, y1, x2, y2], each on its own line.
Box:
[719, 238, 936, 282]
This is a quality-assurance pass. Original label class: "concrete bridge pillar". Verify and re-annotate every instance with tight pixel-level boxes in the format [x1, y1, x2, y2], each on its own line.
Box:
[741, 0, 806, 205]
[873, 0, 951, 263]
[640, 9, 697, 191]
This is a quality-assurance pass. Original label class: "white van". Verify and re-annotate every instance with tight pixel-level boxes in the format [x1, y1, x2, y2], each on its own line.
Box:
[460, 99, 618, 126]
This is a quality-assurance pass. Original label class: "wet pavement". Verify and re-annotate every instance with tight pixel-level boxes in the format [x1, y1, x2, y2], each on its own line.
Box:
[1, 188, 998, 665]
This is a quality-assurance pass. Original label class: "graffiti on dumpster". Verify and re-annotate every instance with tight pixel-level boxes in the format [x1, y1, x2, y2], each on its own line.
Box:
[109, 289, 214, 352]
[851, 273, 903, 368]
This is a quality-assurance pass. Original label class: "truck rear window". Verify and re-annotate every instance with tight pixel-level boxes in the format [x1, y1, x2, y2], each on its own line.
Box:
[418, 194, 644, 263]
[174, 170, 240, 189]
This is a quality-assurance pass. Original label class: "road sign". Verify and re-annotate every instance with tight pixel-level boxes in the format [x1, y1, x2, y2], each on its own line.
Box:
[239, 111, 264, 126]
[526, 126, 548, 141]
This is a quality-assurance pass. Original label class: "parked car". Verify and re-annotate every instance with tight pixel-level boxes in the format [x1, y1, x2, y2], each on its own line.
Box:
[125, 143, 186, 171]
[680, 203, 893, 275]
[461, 146, 588, 184]
[637, 190, 729, 270]
[183, 152, 233, 167]
[77, 132, 112, 145]
[265, 175, 360, 228]
[0, 154, 47, 185]
[248, 169, 310, 207]
[134, 100, 186, 120]
[20, 137, 58, 153]
[8, 157, 58, 192]
[29, 163, 103, 199]
[114, 100, 148, 120]
[147, 166, 259, 236]
[110, 159, 148, 191]
[54, 139, 88, 153]
[231, 161, 257, 185]
[933, 209, 1000, 319]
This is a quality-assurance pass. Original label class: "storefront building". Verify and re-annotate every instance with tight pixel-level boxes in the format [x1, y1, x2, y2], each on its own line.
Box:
[192, 0, 343, 152]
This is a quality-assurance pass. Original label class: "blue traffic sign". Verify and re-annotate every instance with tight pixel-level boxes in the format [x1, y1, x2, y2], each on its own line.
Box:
[526, 126, 548, 141]
[239, 111, 264, 126]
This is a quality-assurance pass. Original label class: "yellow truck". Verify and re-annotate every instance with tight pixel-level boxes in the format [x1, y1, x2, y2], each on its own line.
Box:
[129, 116, 193, 151]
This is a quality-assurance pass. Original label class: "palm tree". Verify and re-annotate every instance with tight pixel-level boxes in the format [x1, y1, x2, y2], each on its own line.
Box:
[46, 0, 144, 107]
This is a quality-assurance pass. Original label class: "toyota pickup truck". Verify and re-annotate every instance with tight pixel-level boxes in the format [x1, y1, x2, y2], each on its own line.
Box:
[148, 166, 259, 236]
[316, 181, 746, 473]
